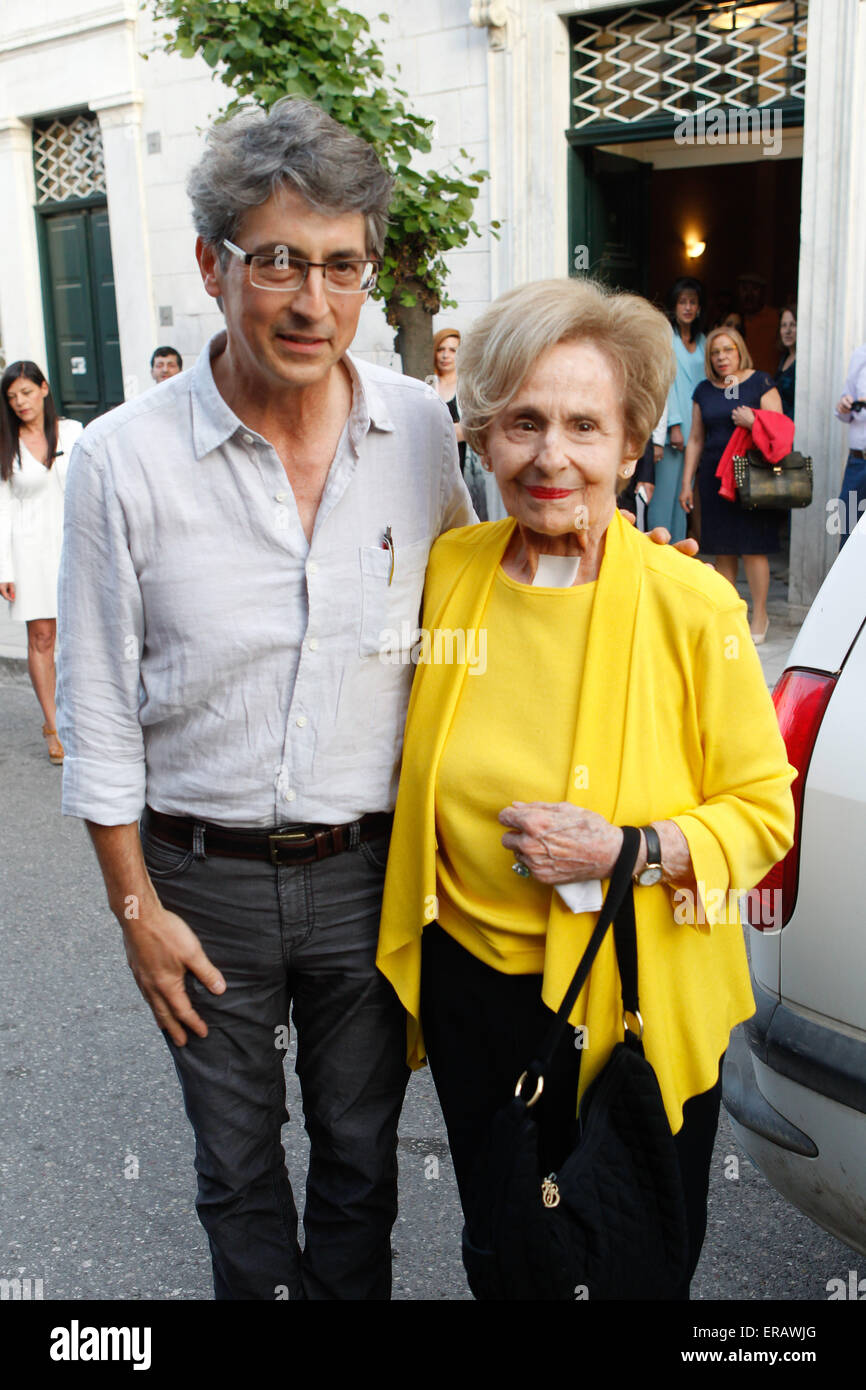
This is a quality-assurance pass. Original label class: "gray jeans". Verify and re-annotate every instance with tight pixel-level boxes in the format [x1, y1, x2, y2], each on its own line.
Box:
[142, 821, 409, 1301]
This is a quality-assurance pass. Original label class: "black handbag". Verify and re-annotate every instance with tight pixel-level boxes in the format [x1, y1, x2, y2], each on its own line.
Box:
[733, 448, 813, 509]
[461, 827, 689, 1301]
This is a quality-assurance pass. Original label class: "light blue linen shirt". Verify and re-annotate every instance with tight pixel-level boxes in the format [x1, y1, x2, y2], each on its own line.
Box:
[56, 332, 474, 827]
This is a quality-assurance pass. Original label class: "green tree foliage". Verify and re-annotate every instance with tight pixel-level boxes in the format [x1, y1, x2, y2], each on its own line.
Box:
[149, 0, 495, 323]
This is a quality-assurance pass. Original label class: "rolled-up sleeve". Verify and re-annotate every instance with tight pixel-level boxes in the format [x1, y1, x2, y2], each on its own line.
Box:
[671, 602, 796, 929]
[56, 438, 146, 823]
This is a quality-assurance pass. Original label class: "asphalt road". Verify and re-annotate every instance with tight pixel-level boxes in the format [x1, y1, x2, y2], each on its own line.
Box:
[0, 672, 856, 1306]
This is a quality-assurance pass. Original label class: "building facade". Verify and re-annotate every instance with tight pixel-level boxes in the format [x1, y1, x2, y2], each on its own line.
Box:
[1, 0, 864, 609]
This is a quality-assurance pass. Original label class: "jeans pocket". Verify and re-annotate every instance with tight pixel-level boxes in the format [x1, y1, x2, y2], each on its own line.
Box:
[141, 829, 195, 881]
[358, 829, 392, 874]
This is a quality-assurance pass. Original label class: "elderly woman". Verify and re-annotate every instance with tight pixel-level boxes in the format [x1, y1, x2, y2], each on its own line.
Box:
[376, 278, 795, 1299]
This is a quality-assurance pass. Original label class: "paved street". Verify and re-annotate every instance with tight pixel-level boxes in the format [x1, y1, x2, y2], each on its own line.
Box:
[1, 663, 857, 1306]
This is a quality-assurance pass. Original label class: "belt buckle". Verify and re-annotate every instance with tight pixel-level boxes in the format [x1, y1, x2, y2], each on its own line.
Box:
[269, 828, 314, 866]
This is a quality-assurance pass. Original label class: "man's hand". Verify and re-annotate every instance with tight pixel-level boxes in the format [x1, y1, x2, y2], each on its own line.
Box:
[0, 582, 15, 603]
[621, 510, 699, 557]
[86, 820, 225, 1046]
[122, 903, 225, 1046]
[499, 801, 623, 884]
[838, 394, 854, 414]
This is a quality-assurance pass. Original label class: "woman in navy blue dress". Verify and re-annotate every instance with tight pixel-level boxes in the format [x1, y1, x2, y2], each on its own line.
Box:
[679, 326, 784, 644]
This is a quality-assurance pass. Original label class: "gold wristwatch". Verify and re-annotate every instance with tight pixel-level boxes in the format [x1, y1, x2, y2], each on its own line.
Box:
[635, 825, 663, 886]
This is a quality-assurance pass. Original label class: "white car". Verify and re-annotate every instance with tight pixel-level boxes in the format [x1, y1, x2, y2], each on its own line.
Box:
[723, 514, 866, 1255]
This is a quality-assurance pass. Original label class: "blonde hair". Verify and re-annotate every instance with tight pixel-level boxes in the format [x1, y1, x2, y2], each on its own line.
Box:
[705, 325, 753, 383]
[457, 279, 675, 456]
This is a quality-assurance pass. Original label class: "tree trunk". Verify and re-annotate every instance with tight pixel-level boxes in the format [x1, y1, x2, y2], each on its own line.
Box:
[390, 284, 435, 380]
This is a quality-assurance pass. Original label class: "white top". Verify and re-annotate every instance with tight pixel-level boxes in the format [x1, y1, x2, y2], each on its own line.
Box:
[0, 416, 84, 622]
[56, 332, 475, 828]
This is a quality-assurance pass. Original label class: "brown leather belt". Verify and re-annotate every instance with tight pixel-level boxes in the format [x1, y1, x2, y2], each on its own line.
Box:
[141, 806, 393, 867]
[849, 448, 866, 460]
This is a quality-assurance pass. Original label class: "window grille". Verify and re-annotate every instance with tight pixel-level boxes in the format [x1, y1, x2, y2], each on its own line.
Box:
[32, 113, 106, 204]
[571, 1, 808, 130]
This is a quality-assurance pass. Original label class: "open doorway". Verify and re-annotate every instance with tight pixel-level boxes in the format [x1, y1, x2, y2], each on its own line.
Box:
[569, 132, 802, 581]
[571, 132, 802, 337]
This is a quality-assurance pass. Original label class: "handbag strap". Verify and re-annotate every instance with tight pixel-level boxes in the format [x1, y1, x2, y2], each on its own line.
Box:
[516, 826, 642, 1101]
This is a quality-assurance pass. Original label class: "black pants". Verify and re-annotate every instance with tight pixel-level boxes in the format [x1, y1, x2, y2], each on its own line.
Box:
[421, 923, 722, 1299]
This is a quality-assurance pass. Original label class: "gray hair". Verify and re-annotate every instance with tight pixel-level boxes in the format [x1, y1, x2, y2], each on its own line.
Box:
[458, 278, 676, 458]
[187, 97, 393, 260]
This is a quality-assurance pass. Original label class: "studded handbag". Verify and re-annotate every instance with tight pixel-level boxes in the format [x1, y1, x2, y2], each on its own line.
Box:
[733, 448, 813, 509]
[460, 827, 690, 1301]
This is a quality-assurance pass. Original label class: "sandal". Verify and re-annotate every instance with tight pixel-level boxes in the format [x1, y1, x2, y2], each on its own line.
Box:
[42, 722, 64, 765]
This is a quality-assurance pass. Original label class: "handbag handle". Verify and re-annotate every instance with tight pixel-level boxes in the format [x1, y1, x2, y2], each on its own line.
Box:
[515, 825, 642, 1107]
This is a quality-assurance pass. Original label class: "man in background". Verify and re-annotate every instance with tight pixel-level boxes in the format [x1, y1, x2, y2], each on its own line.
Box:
[834, 340, 866, 548]
[736, 273, 778, 373]
[150, 345, 183, 382]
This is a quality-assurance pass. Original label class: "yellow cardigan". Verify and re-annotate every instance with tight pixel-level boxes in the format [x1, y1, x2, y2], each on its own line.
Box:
[376, 510, 796, 1131]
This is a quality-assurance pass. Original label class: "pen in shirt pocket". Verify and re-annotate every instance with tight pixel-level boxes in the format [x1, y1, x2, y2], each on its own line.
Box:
[381, 525, 395, 585]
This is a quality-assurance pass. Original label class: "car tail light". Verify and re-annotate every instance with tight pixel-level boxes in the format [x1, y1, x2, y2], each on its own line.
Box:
[752, 668, 836, 929]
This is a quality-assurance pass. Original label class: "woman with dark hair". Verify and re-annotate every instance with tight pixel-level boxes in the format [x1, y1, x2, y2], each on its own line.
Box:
[647, 277, 706, 542]
[0, 361, 82, 762]
[774, 305, 797, 420]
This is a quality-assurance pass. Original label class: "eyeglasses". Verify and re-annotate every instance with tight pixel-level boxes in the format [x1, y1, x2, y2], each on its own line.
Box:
[222, 240, 379, 294]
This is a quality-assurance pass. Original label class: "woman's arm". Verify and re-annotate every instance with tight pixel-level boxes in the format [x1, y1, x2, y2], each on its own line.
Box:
[678, 402, 704, 513]
[498, 805, 696, 890]
[0, 477, 14, 589]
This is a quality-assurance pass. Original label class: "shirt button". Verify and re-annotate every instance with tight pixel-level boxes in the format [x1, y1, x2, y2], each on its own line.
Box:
[275, 492, 287, 502]
[242, 432, 254, 444]
[284, 788, 296, 803]
[308, 637, 319, 651]
[296, 716, 308, 728]
[308, 561, 318, 575]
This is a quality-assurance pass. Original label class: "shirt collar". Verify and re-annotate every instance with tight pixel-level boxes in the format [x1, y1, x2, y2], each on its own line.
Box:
[190, 331, 395, 460]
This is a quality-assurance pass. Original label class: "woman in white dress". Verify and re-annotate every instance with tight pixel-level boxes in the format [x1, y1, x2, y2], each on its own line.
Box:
[0, 361, 83, 763]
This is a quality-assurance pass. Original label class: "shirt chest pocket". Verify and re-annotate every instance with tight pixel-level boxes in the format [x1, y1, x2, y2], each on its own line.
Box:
[359, 537, 430, 658]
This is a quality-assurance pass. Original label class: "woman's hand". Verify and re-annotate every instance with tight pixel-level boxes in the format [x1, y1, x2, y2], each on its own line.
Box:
[499, 802, 624, 883]
[669, 425, 685, 452]
[731, 405, 755, 429]
[678, 482, 694, 514]
[0, 582, 15, 603]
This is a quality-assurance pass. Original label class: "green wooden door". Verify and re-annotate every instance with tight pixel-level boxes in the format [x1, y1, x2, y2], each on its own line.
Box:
[38, 203, 123, 424]
[569, 147, 651, 294]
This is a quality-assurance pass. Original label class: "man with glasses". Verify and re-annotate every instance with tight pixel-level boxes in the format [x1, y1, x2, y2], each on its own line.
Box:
[56, 98, 474, 1301]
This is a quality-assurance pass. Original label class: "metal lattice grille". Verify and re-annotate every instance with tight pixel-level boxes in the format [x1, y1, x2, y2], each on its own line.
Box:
[33, 114, 106, 204]
[571, 1, 808, 130]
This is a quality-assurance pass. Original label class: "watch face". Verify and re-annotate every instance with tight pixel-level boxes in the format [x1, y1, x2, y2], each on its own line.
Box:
[639, 865, 663, 886]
